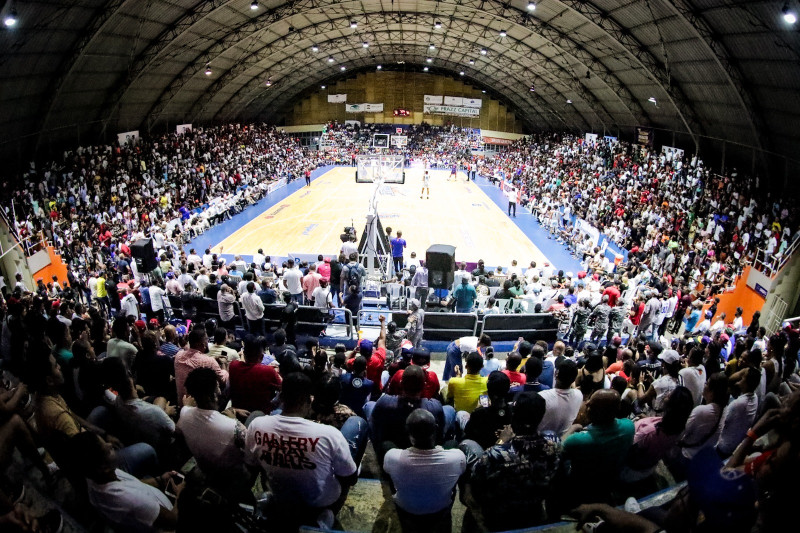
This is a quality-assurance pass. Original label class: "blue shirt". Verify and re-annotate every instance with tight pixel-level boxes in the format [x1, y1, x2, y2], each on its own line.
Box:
[339, 372, 374, 417]
[685, 309, 701, 332]
[391, 237, 406, 258]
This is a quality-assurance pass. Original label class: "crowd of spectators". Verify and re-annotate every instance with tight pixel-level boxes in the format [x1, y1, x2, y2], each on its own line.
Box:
[0, 122, 799, 532]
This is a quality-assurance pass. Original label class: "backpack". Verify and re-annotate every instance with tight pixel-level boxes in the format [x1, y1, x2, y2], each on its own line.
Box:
[346, 264, 361, 289]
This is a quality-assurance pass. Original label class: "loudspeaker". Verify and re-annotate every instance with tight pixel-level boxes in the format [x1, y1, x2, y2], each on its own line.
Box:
[426, 244, 456, 289]
[130, 238, 157, 273]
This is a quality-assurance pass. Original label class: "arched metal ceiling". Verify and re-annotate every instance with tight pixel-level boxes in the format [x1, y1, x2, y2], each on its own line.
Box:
[0, 0, 798, 163]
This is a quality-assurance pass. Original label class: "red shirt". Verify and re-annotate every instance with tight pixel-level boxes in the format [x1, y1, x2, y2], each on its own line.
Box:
[502, 370, 526, 387]
[366, 347, 386, 389]
[602, 286, 620, 307]
[387, 366, 440, 398]
[228, 360, 282, 413]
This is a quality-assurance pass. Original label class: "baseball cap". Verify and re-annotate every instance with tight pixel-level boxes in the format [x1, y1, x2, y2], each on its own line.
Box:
[705, 310, 713, 318]
[134, 319, 146, 332]
[149, 318, 160, 326]
[359, 339, 374, 354]
[659, 349, 680, 364]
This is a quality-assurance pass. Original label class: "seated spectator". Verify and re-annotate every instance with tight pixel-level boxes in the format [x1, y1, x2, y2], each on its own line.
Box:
[621, 386, 694, 483]
[67, 432, 180, 531]
[134, 330, 176, 404]
[386, 347, 441, 400]
[106, 317, 139, 371]
[308, 373, 368, 465]
[463, 392, 562, 530]
[446, 352, 488, 414]
[268, 328, 295, 365]
[635, 349, 682, 414]
[207, 327, 238, 362]
[716, 365, 761, 457]
[384, 409, 466, 533]
[538, 359, 582, 437]
[463, 371, 512, 449]
[244, 373, 358, 530]
[368, 366, 453, 461]
[521, 356, 551, 393]
[339, 356, 374, 417]
[229, 334, 282, 414]
[556, 390, 635, 511]
[176, 367, 254, 494]
[174, 328, 229, 407]
[502, 352, 526, 388]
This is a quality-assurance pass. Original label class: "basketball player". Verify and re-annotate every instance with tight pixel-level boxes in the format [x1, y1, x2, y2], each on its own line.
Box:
[420, 170, 430, 199]
[449, 163, 457, 181]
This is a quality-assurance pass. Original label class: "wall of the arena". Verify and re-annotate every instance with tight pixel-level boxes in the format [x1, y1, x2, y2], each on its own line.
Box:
[285, 71, 523, 133]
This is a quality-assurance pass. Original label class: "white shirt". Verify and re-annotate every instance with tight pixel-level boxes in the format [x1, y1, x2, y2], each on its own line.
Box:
[383, 447, 466, 515]
[678, 365, 707, 407]
[716, 392, 758, 456]
[680, 403, 723, 459]
[149, 285, 165, 312]
[537, 387, 583, 437]
[244, 414, 356, 508]
[311, 285, 332, 309]
[283, 268, 303, 294]
[241, 291, 265, 320]
[120, 293, 139, 318]
[651, 375, 678, 413]
[87, 469, 172, 532]
[177, 406, 246, 473]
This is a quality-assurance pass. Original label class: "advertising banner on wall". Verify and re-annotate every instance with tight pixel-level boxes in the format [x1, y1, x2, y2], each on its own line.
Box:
[462, 97, 482, 108]
[482, 136, 513, 146]
[176, 124, 192, 135]
[424, 94, 443, 104]
[327, 94, 347, 103]
[443, 96, 463, 106]
[345, 103, 384, 113]
[423, 104, 480, 117]
[391, 135, 408, 146]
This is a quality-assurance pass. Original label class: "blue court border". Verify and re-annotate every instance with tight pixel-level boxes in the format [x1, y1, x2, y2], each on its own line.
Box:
[185, 166, 582, 273]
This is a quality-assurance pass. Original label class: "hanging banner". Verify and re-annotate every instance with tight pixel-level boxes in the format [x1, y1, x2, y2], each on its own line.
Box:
[327, 94, 347, 103]
[443, 96, 463, 106]
[585, 133, 598, 145]
[176, 124, 192, 135]
[661, 145, 685, 161]
[117, 130, 140, 147]
[462, 97, 482, 108]
[482, 136, 513, 146]
[636, 126, 654, 147]
[345, 103, 384, 113]
[424, 94, 443, 104]
[424, 104, 480, 117]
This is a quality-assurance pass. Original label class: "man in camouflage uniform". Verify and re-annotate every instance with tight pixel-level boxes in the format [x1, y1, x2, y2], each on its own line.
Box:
[606, 298, 627, 344]
[568, 299, 591, 348]
[589, 295, 612, 344]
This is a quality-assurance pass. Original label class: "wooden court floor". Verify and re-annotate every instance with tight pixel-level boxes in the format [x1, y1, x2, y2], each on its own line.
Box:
[211, 166, 552, 267]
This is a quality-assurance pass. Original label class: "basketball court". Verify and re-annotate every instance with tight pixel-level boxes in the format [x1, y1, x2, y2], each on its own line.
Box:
[208, 165, 554, 268]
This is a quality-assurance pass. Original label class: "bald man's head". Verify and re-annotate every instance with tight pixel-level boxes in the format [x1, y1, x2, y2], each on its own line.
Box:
[587, 389, 621, 426]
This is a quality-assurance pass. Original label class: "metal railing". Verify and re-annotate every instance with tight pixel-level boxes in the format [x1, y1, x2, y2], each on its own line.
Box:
[765, 296, 789, 335]
[752, 236, 800, 278]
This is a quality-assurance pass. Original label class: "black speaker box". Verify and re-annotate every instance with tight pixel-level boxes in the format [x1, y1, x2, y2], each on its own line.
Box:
[130, 238, 157, 273]
[426, 244, 456, 289]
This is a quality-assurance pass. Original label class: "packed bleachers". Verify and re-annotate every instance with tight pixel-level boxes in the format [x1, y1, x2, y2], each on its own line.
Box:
[0, 123, 799, 532]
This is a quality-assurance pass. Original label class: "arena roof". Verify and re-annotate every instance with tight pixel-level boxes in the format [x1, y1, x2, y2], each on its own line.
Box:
[1, 0, 798, 164]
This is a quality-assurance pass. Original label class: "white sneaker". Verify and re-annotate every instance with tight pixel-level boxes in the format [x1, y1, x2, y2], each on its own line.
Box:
[624, 496, 642, 513]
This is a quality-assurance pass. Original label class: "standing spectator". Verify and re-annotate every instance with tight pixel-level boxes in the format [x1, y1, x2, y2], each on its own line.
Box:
[302, 264, 322, 304]
[390, 230, 407, 274]
[283, 259, 303, 303]
[452, 277, 477, 313]
[241, 282, 265, 335]
[216, 284, 238, 331]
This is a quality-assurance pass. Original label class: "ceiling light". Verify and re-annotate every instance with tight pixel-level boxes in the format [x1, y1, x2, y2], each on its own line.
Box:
[499, 30, 507, 37]
[482, 90, 486, 93]
[265, 79, 272, 87]
[362, 41, 369, 48]
[527, 2, 536, 11]
[250, 0, 259, 10]
[328, 57, 335, 63]
[648, 96, 657, 104]
[429, 43, 436, 50]
[321, 85, 326, 89]
[530, 85, 536, 92]
[423, 66, 429, 72]
[350, 20, 357, 29]
[340, 66, 346, 71]
[469, 59, 475, 65]
[377, 65, 382, 70]
[783, 4, 797, 24]
[566, 99, 572, 104]
[434, 20, 442, 29]
[4, 7, 17, 27]
[311, 45, 319, 52]
[204, 65, 212, 76]
[426, 57, 433, 63]
[459, 71, 465, 76]
[480, 48, 487, 55]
